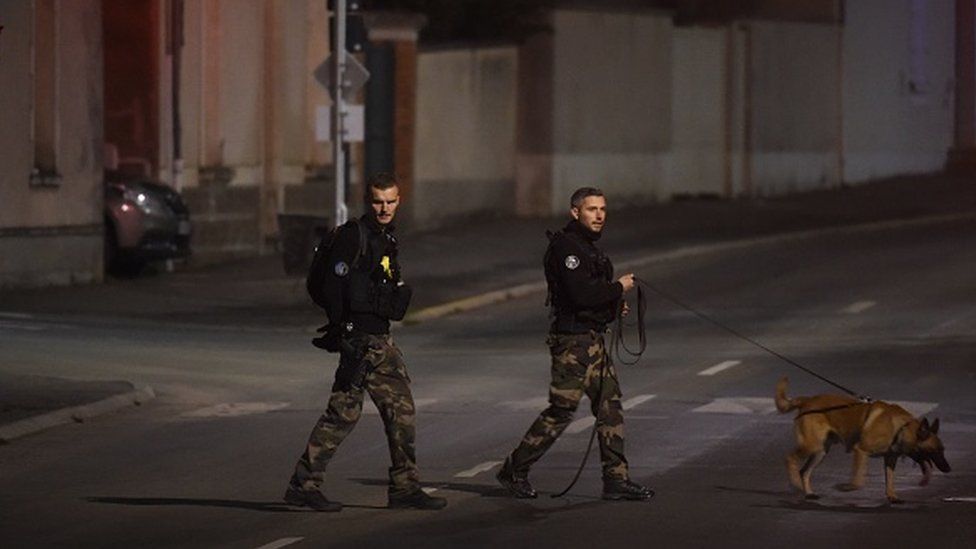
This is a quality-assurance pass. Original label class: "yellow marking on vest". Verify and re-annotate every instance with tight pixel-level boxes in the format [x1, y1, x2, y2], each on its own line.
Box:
[381, 256, 393, 278]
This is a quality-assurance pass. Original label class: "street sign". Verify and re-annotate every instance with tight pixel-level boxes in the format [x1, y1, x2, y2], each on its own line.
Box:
[315, 105, 364, 143]
[313, 53, 370, 102]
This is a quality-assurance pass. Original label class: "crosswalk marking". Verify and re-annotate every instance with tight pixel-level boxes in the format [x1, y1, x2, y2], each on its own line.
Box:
[255, 538, 303, 549]
[891, 401, 939, 418]
[691, 398, 939, 418]
[454, 460, 503, 478]
[692, 398, 777, 415]
[566, 394, 656, 434]
[364, 397, 437, 415]
[182, 402, 290, 418]
[842, 300, 876, 314]
[697, 360, 741, 376]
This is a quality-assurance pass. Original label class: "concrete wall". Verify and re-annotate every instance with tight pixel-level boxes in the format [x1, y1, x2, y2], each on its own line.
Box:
[413, 46, 518, 227]
[669, 26, 727, 197]
[0, 1, 105, 287]
[842, 0, 955, 182]
[549, 9, 673, 213]
[747, 21, 842, 195]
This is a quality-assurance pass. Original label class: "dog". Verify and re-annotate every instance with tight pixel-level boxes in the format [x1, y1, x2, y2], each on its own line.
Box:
[775, 377, 950, 503]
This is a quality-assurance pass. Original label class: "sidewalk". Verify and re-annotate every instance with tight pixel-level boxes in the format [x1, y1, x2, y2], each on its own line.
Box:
[1, 173, 974, 436]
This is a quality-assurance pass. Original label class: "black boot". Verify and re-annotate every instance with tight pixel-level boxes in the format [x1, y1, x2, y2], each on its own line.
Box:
[602, 478, 654, 501]
[496, 459, 538, 499]
[388, 488, 447, 510]
[283, 483, 343, 512]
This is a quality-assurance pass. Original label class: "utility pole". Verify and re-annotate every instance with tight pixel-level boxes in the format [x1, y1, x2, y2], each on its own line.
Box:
[332, 0, 348, 226]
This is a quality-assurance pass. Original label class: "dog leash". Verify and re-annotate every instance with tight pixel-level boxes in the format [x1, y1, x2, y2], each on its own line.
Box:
[634, 276, 871, 402]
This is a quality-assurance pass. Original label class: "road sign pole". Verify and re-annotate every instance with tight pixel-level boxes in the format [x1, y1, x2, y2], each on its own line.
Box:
[332, 0, 348, 226]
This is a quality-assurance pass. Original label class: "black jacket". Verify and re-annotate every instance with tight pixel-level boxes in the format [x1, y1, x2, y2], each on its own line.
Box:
[322, 214, 412, 334]
[545, 220, 622, 334]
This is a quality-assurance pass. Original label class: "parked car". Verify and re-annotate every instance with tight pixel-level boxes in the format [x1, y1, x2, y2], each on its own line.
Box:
[104, 173, 192, 275]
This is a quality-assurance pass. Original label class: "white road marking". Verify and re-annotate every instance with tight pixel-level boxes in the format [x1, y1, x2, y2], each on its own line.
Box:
[891, 401, 939, 418]
[0, 312, 34, 319]
[421, 487, 439, 495]
[566, 394, 656, 434]
[697, 360, 741, 376]
[692, 397, 778, 415]
[842, 300, 876, 314]
[0, 320, 48, 331]
[454, 460, 503, 478]
[943, 497, 976, 503]
[255, 537, 304, 549]
[364, 397, 437, 415]
[623, 394, 657, 409]
[182, 402, 290, 418]
[499, 396, 549, 411]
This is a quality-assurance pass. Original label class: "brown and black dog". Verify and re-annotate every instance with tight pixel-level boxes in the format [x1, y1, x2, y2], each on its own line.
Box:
[775, 377, 950, 503]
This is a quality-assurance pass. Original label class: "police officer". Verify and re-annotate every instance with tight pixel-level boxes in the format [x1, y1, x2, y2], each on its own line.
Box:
[497, 187, 654, 501]
[285, 172, 446, 512]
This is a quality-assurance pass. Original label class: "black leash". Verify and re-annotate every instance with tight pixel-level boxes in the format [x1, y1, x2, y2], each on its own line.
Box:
[634, 276, 870, 401]
[551, 344, 608, 499]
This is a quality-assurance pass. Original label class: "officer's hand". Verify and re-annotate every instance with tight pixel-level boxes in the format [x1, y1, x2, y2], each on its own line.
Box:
[618, 273, 636, 293]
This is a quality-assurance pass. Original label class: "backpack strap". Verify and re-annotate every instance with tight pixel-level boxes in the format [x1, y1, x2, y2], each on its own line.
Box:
[347, 218, 368, 269]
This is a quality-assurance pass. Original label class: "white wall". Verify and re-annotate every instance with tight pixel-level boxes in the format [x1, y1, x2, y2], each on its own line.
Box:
[0, 1, 104, 286]
[669, 26, 727, 197]
[550, 9, 673, 212]
[748, 21, 842, 195]
[842, 0, 955, 182]
[413, 46, 518, 226]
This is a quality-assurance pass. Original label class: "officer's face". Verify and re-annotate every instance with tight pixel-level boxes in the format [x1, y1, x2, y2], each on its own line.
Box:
[571, 195, 607, 233]
[370, 185, 400, 225]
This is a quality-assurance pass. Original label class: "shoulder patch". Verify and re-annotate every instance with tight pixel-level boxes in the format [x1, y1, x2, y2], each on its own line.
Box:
[334, 261, 349, 277]
[564, 255, 580, 270]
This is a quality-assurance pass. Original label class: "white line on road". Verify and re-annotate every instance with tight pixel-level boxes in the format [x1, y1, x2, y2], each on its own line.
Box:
[499, 396, 549, 411]
[692, 397, 778, 415]
[566, 394, 656, 434]
[454, 461, 503, 478]
[697, 360, 742, 376]
[842, 300, 876, 314]
[623, 394, 657, 409]
[364, 397, 437, 415]
[422, 487, 439, 495]
[255, 537, 304, 549]
[0, 311, 34, 319]
[182, 402, 290, 418]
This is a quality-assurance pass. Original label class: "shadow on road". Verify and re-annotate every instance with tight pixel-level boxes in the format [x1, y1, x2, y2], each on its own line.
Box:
[85, 496, 385, 512]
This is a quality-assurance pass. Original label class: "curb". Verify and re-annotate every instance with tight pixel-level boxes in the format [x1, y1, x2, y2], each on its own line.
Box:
[0, 385, 156, 444]
[403, 211, 976, 324]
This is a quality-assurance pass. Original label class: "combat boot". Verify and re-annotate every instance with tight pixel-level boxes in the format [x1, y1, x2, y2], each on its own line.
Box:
[388, 488, 448, 510]
[283, 484, 343, 512]
[496, 459, 538, 499]
[602, 478, 654, 501]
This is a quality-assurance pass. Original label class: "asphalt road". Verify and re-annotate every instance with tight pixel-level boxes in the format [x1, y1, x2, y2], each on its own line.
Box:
[1, 217, 975, 548]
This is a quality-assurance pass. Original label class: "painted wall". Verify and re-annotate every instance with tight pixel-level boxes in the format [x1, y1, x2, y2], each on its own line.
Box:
[412, 46, 518, 227]
[747, 21, 842, 195]
[0, 1, 105, 287]
[549, 9, 673, 213]
[669, 26, 727, 197]
[842, 0, 955, 182]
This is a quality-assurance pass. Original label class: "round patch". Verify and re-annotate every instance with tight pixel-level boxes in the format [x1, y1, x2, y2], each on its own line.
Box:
[334, 261, 349, 277]
[564, 255, 580, 270]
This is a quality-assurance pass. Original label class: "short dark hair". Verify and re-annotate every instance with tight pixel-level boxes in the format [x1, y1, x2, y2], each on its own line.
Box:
[570, 187, 604, 208]
[364, 172, 399, 202]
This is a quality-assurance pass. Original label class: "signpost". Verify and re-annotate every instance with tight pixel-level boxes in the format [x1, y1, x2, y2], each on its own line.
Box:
[315, 0, 370, 227]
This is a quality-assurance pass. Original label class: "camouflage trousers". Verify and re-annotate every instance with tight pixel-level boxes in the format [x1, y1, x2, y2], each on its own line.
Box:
[508, 331, 629, 481]
[292, 333, 419, 496]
